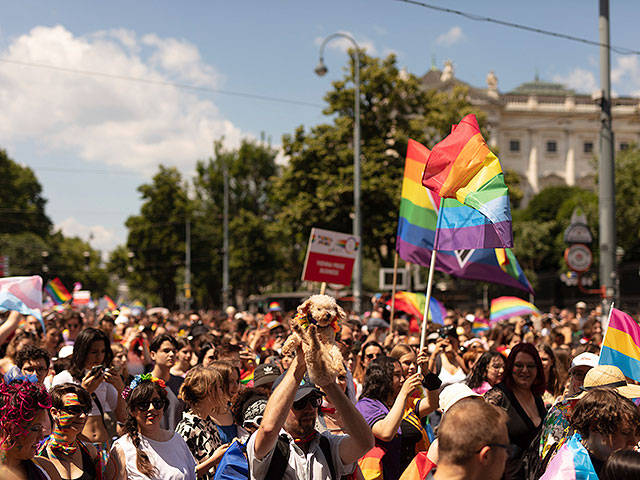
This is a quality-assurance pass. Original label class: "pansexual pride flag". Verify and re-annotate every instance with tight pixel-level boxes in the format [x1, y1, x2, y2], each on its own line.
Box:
[388, 291, 446, 324]
[45, 277, 72, 305]
[396, 139, 533, 293]
[599, 308, 640, 382]
[422, 114, 513, 249]
[490, 296, 540, 323]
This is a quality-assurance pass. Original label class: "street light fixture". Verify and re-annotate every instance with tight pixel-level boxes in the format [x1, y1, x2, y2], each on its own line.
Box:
[315, 32, 362, 315]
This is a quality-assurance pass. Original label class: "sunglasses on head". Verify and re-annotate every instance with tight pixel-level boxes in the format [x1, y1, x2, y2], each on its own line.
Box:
[135, 398, 165, 411]
[292, 395, 322, 410]
[243, 415, 263, 429]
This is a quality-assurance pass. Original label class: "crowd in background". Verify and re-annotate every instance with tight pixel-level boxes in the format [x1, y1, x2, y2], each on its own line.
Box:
[0, 295, 639, 480]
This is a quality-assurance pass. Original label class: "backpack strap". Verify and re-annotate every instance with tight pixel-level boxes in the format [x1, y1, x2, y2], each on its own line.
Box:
[318, 435, 337, 480]
[264, 434, 290, 480]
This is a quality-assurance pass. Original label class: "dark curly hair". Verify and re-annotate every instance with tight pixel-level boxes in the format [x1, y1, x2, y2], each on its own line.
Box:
[359, 356, 397, 403]
[571, 388, 640, 439]
[230, 386, 270, 426]
[0, 380, 51, 450]
[466, 351, 504, 390]
[16, 345, 50, 370]
[124, 380, 169, 478]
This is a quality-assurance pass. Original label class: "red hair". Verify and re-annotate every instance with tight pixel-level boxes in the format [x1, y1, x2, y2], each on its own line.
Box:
[504, 343, 546, 396]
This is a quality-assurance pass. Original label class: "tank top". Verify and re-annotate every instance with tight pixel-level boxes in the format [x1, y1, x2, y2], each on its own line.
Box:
[40, 440, 97, 480]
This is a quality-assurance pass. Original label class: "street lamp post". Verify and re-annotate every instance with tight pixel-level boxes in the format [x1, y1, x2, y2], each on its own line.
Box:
[315, 33, 362, 315]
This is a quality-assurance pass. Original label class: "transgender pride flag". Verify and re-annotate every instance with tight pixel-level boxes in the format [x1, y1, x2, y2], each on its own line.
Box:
[0, 276, 44, 331]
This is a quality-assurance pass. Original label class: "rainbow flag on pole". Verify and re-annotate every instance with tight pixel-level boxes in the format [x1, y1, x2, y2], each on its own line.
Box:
[388, 291, 446, 324]
[396, 139, 533, 293]
[599, 308, 640, 382]
[422, 114, 513, 249]
[490, 296, 540, 323]
[45, 277, 72, 305]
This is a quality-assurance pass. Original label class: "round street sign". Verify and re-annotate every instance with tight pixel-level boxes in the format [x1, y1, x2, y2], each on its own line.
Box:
[564, 243, 593, 273]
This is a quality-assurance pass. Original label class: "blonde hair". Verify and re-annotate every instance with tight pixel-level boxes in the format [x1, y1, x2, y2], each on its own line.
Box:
[178, 366, 224, 409]
[389, 344, 414, 360]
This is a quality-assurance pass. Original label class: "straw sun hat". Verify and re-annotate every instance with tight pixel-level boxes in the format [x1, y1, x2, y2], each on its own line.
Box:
[574, 364, 640, 399]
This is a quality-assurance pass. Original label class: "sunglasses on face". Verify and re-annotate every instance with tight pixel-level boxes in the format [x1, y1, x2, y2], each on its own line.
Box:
[135, 398, 165, 411]
[292, 395, 322, 410]
[61, 405, 91, 416]
[365, 353, 378, 360]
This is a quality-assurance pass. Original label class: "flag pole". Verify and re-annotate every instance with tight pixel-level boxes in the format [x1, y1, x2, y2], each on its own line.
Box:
[601, 301, 615, 344]
[389, 251, 399, 331]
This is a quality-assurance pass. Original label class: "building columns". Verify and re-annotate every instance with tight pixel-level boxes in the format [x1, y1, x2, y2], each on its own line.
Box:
[527, 130, 539, 193]
[565, 130, 575, 186]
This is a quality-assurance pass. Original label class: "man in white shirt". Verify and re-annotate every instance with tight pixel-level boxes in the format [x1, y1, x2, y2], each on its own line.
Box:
[247, 345, 373, 480]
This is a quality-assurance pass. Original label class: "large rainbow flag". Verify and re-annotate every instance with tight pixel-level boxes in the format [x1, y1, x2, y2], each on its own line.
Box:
[396, 139, 533, 293]
[388, 291, 446, 324]
[44, 277, 72, 305]
[599, 308, 640, 382]
[490, 296, 540, 323]
[422, 114, 513, 249]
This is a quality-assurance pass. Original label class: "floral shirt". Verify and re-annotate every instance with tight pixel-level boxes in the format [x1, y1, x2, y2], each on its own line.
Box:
[175, 411, 222, 480]
[538, 396, 579, 460]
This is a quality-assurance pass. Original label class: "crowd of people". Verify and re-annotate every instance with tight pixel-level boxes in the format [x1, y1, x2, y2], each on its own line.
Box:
[0, 296, 639, 480]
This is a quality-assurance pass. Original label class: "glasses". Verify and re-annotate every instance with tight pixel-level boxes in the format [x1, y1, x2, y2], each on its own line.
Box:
[513, 363, 537, 371]
[365, 353, 379, 360]
[292, 395, 322, 411]
[571, 371, 587, 381]
[135, 398, 165, 411]
[243, 416, 263, 429]
[488, 363, 504, 371]
[479, 443, 514, 457]
[340, 338, 353, 346]
[22, 366, 48, 376]
[61, 405, 91, 416]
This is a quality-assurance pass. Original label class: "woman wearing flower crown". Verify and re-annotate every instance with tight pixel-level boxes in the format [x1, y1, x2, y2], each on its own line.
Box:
[0, 379, 60, 480]
[105, 374, 196, 480]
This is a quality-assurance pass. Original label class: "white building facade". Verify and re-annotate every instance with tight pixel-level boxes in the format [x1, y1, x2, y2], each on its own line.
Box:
[422, 62, 640, 202]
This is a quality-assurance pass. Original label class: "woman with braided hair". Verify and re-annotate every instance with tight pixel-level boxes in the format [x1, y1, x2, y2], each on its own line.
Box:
[105, 374, 196, 480]
[0, 378, 60, 480]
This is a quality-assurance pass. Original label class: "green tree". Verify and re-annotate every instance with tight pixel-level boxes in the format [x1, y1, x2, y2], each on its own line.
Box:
[124, 166, 189, 308]
[272, 52, 483, 291]
[0, 149, 52, 238]
[192, 139, 280, 305]
[612, 144, 640, 261]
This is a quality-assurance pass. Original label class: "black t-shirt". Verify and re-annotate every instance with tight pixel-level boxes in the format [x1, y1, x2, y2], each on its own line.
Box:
[167, 373, 185, 397]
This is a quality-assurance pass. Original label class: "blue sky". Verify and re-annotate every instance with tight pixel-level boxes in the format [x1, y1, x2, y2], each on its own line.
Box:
[1, 1, 639, 256]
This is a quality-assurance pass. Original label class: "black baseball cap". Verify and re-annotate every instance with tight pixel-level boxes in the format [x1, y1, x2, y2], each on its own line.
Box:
[272, 372, 324, 401]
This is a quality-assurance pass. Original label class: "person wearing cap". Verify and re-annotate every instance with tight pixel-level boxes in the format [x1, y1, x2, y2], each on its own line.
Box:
[538, 352, 600, 461]
[247, 343, 374, 480]
[575, 301, 588, 328]
[540, 388, 640, 478]
[365, 314, 390, 344]
[252, 363, 281, 391]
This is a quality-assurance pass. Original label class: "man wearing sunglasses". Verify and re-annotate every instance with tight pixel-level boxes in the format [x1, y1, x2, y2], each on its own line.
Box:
[248, 345, 374, 480]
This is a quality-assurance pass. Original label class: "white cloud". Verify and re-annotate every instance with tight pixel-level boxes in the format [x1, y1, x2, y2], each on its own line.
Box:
[612, 55, 640, 96]
[0, 25, 245, 176]
[314, 31, 376, 55]
[56, 217, 119, 254]
[436, 26, 465, 47]
[552, 68, 598, 95]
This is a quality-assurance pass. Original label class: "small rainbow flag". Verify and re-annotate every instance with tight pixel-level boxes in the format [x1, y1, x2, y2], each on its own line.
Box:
[240, 367, 254, 385]
[388, 291, 446, 324]
[490, 296, 540, 323]
[422, 114, 513, 249]
[599, 308, 640, 382]
[103, 295, 117, 311]
[44, 277, 72, 305]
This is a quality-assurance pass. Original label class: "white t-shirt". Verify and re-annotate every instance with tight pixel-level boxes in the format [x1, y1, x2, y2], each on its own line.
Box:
[112, 432, 197, 480]
[246, 429, 354, 480]
[51, 370, 118, 416]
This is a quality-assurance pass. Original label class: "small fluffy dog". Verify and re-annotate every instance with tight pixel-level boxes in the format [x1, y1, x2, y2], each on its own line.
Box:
[281, 294, 346, 386]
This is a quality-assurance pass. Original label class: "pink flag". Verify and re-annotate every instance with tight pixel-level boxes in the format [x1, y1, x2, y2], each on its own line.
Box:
[0, 276, 44, 329]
